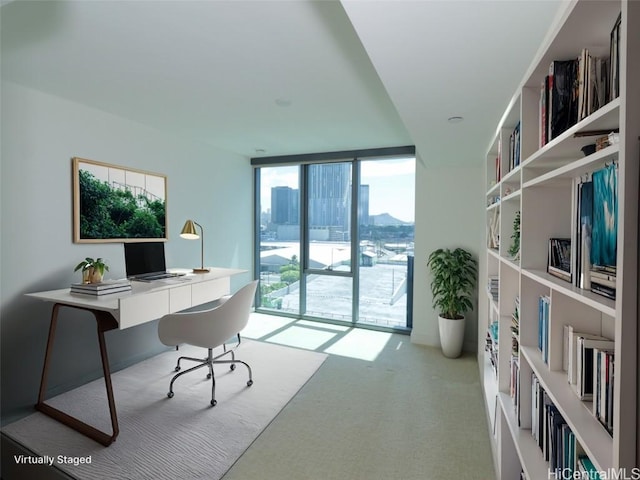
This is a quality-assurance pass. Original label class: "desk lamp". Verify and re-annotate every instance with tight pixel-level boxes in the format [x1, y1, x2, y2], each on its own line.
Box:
[180, 219, 210, 273]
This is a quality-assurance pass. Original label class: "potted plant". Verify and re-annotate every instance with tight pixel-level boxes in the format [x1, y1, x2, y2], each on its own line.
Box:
[74, 257, 109, 284]
[427, 247, 477, 358]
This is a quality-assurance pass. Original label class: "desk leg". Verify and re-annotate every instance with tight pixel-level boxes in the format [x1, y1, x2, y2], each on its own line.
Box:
[35, 303, 120, 446]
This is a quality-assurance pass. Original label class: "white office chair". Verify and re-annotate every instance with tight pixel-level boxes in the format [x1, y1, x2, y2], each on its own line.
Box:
[157, 280, 258, 406]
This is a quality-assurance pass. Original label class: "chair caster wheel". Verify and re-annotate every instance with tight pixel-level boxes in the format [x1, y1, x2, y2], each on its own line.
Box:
[167, 391, 174, 398]
[210, 399, 217, 407]
[230, 364, 236, 371]
[174, 366, 181, 372]
[207, 373, 212, 379]
[247, 380, 253, 387]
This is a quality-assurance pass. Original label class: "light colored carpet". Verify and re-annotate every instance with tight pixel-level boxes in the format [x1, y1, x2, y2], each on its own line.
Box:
[225, 316, 497, 480]
[2, 340, 327, 480]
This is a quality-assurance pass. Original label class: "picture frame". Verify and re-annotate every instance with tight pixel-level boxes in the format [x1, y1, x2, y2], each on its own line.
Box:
[73, 157, 168, 243]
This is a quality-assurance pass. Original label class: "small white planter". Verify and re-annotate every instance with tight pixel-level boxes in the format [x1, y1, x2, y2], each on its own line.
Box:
[438, 314, 465, 358]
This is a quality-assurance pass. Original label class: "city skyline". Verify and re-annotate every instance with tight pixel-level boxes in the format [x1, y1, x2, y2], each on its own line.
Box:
[259, 158, 415, 223]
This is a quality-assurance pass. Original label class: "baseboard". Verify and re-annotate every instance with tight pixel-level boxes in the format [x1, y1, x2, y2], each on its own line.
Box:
[410, 333, 477, 354]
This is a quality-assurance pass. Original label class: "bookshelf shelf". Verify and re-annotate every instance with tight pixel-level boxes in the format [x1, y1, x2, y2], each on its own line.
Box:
[522, 144, 619, 189]
[486, 201, 500, 212]
[487, 182, 500, 197]
[521, 346, 614, 471]
[501, 189, 521, 203]
[497, 392, 549, 480]
[520, 269, 616, 317]
[488, 248, 500, 261]
[501, 165, 520, 185]
[500, 257, 520, 273]
[520, 98, 620, 171]
[484, 352, 499, 436]
[479, 1, 638, 477]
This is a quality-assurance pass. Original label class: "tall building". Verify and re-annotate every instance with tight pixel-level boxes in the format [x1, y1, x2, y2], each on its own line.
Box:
[271, 186, 298, 225]
[308, 163, 350, 230]
[359, 184, 370, 226]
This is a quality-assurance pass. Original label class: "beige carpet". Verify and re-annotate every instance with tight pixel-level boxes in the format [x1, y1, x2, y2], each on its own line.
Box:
[2, 340, 327, 480]
[225, 316, 497, 480]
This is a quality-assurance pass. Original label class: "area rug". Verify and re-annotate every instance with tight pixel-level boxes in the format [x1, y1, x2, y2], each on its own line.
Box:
[3, 340, 327, 480]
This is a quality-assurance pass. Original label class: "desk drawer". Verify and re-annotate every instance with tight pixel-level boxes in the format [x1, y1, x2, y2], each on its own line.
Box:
[191, 278, 230, 306]
[119, 290, 169, 329]
[169, 285, 192, 313]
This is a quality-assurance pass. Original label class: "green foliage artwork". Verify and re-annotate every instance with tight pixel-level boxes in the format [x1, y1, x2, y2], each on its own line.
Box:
[73, 158, 167, 242]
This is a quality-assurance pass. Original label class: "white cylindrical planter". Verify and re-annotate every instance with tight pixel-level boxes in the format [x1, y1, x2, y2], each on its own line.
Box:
[438, 315, 465, 358]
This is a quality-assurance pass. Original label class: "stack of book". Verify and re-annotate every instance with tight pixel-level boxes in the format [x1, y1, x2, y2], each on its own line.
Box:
[486, 322, 499, 379]
[590, 266, 616, 300]
[71, 279, 132, 296]
[487, 276, 499, 302]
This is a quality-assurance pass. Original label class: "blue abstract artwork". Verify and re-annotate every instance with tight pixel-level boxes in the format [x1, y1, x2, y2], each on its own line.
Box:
[590, 164, 618, 266]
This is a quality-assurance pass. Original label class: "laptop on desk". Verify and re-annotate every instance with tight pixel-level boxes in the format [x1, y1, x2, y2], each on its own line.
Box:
[124, 242, 183, 281]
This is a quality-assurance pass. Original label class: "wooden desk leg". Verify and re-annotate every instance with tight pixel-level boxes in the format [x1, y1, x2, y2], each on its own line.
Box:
[35, 303, 120, 446]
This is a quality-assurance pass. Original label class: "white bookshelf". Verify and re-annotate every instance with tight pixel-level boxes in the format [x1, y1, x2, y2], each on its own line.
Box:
[479, 1, 639, 477]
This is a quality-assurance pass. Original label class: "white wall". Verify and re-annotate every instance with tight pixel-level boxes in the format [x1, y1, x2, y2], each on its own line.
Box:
[411, 152, 484, 352]
[0, 81, 253, 423]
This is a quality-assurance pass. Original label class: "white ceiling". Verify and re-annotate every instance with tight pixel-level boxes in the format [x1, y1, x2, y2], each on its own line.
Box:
[1, 0, 562, 165]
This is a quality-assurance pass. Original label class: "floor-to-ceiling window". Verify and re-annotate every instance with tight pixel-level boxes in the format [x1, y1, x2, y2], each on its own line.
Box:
[253, 147, 415, 332]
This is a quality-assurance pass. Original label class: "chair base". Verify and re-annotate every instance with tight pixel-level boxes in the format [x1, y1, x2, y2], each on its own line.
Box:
[166, 337, 253, 406]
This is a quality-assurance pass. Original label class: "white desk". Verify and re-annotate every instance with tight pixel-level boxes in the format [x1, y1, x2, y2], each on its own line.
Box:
[28, 268, 246, 329]
[26, 267, 247, 446]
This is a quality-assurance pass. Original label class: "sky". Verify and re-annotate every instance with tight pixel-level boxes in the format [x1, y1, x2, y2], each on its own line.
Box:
[259, 157, 415, 223]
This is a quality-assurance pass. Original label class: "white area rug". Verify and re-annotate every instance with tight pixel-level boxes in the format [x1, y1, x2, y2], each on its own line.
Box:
[3, 340, 327, 480]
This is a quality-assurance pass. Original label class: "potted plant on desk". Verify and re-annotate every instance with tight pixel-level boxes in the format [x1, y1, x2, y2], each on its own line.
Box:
[74, 257, 109, 284]
[427, 247, 477, 358]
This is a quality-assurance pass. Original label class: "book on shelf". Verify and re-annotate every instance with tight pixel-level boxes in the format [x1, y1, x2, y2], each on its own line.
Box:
[573, 162, 619, 299]
[538, 295, 551, 364]
[487, 276, 499, 302]
[509, 122, 521, 171]
[577, 48, 609, 123]
[576, 337, 615, 401]
[70, 279, 132, 296]
[532, 374, 594, 476]
[590, 282, 616, 300]
[548, 238, 572, 283]
[574, 179, 593, 289]
[609, 12, 621, 100]
[592, 348, 614, 435]
[590, 274, 616, 289]
[540, 75, 550, 147]
[566, 328, 610, 387]
[577, 456, 601, 480]
[548, 59, 579, 141]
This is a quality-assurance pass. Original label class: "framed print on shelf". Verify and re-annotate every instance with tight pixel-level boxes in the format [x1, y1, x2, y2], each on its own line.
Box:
[72, 157, 168, 243]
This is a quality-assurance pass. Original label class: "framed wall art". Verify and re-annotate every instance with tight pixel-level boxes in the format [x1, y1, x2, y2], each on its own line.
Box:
[73, 157, 168, 243]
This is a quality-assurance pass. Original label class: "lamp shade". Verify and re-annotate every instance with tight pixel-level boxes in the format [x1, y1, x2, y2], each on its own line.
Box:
[180, 220, 199, 239]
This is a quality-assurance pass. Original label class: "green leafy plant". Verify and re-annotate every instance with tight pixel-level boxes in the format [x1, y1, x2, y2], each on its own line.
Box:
[427, 248, 477, 319]
[74, 257, 109, 282]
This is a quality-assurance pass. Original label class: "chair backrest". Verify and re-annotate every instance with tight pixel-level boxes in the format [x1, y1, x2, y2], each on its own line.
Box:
[158, 280, 258, 349]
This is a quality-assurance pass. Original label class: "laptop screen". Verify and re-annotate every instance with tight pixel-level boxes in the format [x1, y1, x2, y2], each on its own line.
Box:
[124, 242, 167, 277]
